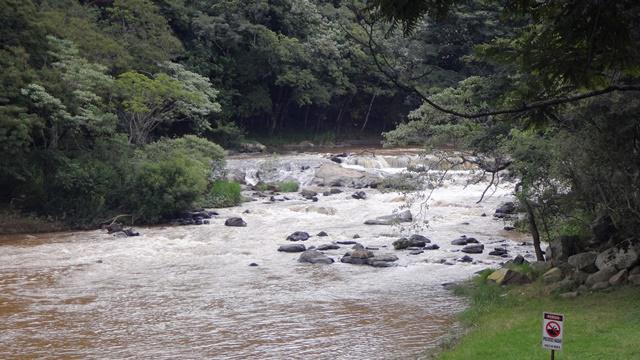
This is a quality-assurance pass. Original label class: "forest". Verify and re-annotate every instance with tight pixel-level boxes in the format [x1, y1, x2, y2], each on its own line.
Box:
[1, 0, 639, 245]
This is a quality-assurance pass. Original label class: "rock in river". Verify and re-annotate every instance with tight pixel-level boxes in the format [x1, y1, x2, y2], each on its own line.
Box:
[287, 231, 311, 242]
[225, 217, 247, 227]
[364, 210, 413, 225]
[462, 244, 484, 254]
[278, 244, 306, 253]
[298, 250, 334, 264]
[317, 244, 340, 251]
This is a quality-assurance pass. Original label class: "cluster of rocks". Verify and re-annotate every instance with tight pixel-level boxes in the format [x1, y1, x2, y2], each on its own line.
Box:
[340, 244, 399, 267]
[392, 235, 439, 254]
[278, 239, 399, 268]
[450, 235, 486, 254]
[171, 210, 217, 226]
[105, 223, 140, 237]
[487, 215, 640, 295]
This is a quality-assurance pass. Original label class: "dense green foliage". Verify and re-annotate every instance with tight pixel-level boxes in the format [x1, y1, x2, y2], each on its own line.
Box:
[1, 0, 638, 233]
[377, 0, 640, 243]
[204, 180, 243, 208]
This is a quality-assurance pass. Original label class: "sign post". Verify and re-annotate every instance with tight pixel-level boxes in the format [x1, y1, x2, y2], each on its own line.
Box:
[542, 312, 564, 359]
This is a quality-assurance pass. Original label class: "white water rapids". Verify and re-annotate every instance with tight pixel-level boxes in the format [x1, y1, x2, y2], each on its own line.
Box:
[0, 150, 533, 359]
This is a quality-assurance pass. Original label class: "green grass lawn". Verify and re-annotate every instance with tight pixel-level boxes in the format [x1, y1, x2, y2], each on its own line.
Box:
[437, 275, 640, 360]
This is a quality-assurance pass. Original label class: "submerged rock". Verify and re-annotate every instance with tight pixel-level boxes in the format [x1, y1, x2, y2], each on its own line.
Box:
[317, 244, 340, 251]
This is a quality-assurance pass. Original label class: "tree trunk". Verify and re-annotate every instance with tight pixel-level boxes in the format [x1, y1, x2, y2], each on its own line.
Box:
[360, 93, 376, 132]
[524, 199, 546, 261]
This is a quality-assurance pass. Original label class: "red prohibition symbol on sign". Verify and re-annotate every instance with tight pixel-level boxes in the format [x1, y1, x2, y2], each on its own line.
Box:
[546, 321, 561, 338]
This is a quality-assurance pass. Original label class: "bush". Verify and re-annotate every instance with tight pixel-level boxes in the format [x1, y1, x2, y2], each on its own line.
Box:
[378, 173, 423, 192]
[276, 180, 300, 192]
[127, 155, 207, 223]
[203, 180, 242, 208]
[255, 180, 299, 193]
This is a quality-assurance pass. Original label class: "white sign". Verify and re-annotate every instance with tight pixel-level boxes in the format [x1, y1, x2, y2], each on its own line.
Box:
[542, 312, 564, 351]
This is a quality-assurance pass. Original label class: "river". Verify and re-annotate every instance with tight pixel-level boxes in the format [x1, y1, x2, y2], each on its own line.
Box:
[0, 150, 532, 359]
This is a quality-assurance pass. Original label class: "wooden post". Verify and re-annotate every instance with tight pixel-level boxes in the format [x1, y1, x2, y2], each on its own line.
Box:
[551, 350, 555, 360]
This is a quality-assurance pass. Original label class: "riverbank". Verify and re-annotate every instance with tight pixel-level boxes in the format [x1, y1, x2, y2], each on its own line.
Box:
[0, 208, 69, 235]
[433, 272, 640, 359]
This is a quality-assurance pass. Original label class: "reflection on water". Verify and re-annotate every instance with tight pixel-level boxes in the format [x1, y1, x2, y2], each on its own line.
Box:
[0, 153, 531, 359]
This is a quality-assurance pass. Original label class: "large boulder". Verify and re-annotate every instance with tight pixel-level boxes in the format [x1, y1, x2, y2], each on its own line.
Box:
[341, 248, 375, 265]
[300, 189, 318, 199]
[278, 244, 306, 253]
[313, 163, 381, 188]
[461, 244, 484, 254]
[494, 202, 517, 218]
[542, 267, 563, 284]
[609, 269, 628, 286]
[547, 235, 583, 264]
[585, 266, 618, 287]
[409, 234, 431, 244]
[595, 242, 639, 271]
[225, 217, 247, 227]
[364, 210, 413, 225]
[488, 268, 531, 286]
[568, 252, 598, 273]
[298, 250, 334, 264]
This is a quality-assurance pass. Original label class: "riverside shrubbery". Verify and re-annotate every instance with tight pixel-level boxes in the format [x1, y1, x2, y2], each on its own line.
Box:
[5, 135, 237, 226]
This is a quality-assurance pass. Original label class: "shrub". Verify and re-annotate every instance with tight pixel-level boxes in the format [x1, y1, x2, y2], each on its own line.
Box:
[127, 155, 207, 223]
[276, 180, 300, 192]
[255, 181, 299, 193]
[203, 180, 242, 208]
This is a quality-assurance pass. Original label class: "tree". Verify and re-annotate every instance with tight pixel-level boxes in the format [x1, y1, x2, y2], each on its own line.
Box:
[115, 62, 221, 145]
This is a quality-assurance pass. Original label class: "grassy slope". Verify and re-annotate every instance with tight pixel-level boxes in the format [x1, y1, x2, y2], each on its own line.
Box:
[438, 276, 640, 360]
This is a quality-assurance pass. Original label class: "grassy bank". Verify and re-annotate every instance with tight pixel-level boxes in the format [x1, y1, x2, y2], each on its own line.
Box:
[436, 272, 640, 360]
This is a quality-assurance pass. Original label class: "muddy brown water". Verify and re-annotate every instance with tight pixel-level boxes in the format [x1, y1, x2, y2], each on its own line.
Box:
[0, 153, 531, 359]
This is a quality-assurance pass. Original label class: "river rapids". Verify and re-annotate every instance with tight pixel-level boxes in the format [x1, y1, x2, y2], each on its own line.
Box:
[0, 150, 533, 359]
